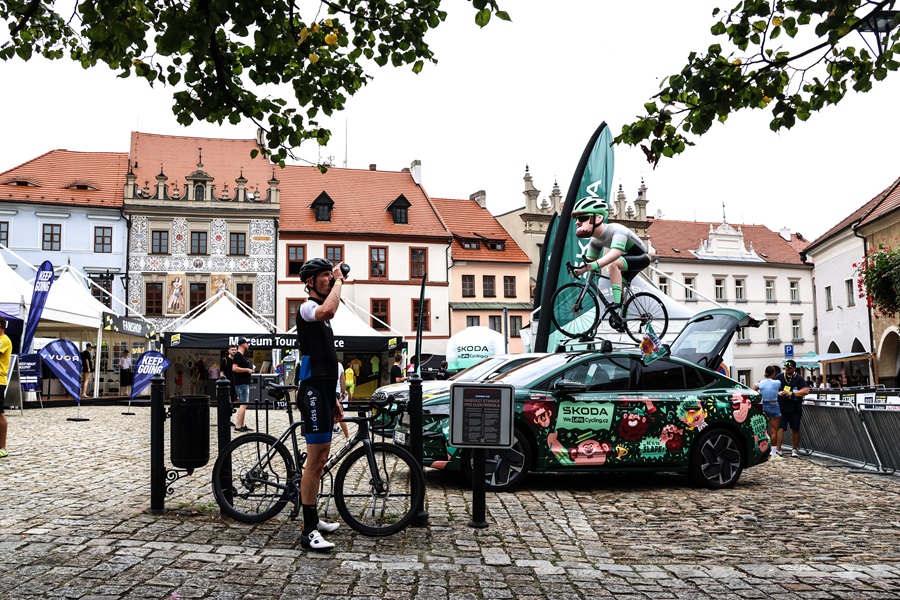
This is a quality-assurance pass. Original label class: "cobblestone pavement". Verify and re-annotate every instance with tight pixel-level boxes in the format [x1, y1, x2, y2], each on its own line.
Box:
[2, 405, 900, 599]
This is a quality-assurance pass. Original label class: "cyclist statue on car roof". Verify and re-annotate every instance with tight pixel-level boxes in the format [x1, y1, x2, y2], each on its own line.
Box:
[571, 197, 651, 310]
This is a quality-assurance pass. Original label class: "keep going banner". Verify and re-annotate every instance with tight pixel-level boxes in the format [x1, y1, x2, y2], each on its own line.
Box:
[39, 339, 82, 401]
[131, 351, 170, 400]
[23, 261, 54, 354]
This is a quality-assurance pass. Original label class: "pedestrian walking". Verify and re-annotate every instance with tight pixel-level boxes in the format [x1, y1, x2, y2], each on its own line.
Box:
[753, 365, 782, 458]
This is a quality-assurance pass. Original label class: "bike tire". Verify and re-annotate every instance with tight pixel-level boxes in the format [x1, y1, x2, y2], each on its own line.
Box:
[550, 283, 601, 338]
[333, 442, 425, 536]
[622, 292, 669, 344]
[212, 433, 294, 523]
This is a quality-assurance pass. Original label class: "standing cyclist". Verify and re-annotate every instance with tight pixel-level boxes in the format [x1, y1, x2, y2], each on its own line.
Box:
[295, 258, 346, 551]
[571, 197, 650, 312]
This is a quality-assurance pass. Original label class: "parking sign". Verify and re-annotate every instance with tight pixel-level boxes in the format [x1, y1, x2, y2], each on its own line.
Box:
[784, 344, 794, 358]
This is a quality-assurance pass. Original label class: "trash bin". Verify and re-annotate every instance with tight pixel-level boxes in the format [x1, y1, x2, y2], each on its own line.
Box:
[170, 395, 210, 469]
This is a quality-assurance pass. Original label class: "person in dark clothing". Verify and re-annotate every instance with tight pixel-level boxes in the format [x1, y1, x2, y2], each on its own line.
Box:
[390, 353, 405, 384]
[80, 343, 95, 398]
[295, 257, 346, 552]
[232, 338, 255, 432]
[774, 359, 810, 458]
[221, 345, 238, 425]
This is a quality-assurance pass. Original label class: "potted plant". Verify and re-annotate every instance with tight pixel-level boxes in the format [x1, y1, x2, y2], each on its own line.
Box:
[855, 243, 900, 318]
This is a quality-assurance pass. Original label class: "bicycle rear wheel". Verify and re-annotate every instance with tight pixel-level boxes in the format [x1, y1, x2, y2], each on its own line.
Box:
[333, 442, 425, 536]
[212, 433, 294, 523]
[622, 292, 669, 343]
[550, 283, 601, 338]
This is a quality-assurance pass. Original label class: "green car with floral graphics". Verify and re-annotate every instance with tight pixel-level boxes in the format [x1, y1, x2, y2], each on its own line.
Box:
[393, 308, 771, 491]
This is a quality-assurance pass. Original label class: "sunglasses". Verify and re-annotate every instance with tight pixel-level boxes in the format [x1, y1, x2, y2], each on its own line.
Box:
[575, 215, 592, 223]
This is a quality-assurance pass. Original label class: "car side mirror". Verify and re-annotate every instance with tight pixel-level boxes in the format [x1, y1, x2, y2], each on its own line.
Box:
[553, 379, 587, 396]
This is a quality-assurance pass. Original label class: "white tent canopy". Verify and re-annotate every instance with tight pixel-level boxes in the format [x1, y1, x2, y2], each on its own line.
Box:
[175, 296, 271, 334]
[33, 269, 108, 330]
[446, 326, 506, 371]
[0, 252, 32, 316]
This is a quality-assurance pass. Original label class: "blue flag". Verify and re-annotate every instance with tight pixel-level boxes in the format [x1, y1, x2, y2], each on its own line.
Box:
[23, 261, 54, 354]
[131, 351, 170, 399]
[39, 339, 82, 401]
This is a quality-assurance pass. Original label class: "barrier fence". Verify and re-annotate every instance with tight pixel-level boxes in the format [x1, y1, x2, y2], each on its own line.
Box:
[797, 387, 900, 473]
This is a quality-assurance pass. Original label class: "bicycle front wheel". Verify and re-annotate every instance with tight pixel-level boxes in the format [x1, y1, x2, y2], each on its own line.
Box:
[622, 292, 669, 343]
[550, 283, 601, 338]
[212, 433, 294, 523]
[333, 442, 425, 536]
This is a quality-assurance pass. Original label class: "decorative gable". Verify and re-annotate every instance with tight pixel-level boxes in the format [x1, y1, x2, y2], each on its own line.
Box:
[310, 191, 334, 222]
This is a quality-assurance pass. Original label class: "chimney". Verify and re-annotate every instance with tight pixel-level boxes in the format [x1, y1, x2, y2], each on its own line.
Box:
[779, 227, 791, 242]
[410, 159, 422, 185]
[369, 164, 377, 171]
[470, 190, 487, 208]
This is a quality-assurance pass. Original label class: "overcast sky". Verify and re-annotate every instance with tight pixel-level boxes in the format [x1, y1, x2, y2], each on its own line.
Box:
[2, 1, 898, 242]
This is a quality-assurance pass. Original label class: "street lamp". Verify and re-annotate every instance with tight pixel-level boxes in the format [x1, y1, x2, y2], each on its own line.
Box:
[859, 5, 900, 57]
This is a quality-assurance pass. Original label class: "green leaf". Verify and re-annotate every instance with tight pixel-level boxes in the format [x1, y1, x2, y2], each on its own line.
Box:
[475, 9, 491, 27]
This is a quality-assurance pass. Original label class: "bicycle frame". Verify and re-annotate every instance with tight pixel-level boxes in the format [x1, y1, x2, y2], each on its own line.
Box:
[244, 392, 391, 520]
[575, 269, 635, 318]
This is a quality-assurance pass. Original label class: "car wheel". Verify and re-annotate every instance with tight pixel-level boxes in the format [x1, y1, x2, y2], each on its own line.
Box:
[689, 428, 744, 489]
[462, 428, 532, 492]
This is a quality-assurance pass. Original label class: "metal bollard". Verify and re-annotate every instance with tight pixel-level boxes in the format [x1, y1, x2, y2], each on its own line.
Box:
[215, 375, 233, 507]
[407, 373, 429, 526]
[149, 373, 166, 514]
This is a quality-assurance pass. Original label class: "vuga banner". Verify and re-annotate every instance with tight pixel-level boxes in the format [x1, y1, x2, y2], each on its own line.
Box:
[131, 351, 170, 400]
[39, 339, 82, 400]
[22, 261, 54, 354]
[18, 353, 42, 392]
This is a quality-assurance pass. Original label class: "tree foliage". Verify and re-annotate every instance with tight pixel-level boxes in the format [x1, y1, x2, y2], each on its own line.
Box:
[0, 0, 508, 165]
[616, 0, 900, 166]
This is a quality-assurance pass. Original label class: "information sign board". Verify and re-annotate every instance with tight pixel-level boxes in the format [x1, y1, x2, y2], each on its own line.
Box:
[449, 383, 515, 449]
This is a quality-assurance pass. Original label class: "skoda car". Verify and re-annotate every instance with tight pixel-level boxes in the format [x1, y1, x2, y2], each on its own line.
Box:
[372, 353, 547, 405]
[393, 309, 771, 491]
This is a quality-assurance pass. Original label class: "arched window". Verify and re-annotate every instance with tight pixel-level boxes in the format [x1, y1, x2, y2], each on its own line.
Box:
[195, 184, 205, 202]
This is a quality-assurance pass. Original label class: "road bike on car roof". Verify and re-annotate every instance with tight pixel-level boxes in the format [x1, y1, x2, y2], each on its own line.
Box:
[211, 383, 425, 536]
[550, 259, 668, 344]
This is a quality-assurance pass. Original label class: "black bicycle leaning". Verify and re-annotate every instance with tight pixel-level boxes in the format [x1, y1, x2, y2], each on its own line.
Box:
[211, 383, 425, 536]
[550, 260, 669, 343]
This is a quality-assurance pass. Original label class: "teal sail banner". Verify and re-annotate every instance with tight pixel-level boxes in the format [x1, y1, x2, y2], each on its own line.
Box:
[534, 123, 615, 351]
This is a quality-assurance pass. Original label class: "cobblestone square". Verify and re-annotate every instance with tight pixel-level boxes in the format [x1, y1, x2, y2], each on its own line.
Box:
[1, 406, 899, 599]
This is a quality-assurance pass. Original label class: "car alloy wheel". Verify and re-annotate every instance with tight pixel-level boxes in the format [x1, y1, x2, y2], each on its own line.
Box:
[463, 429, 532, 492]
[690, 428, 744, 489]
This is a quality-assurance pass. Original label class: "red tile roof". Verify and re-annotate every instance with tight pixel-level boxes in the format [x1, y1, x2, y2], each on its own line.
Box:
[130, 131, 278, 196]
[647, 219, 810, 265]
[278, 165, 451, 239]
[431, 197, 531, 263]
[0, 150, 129, 208]
[856, 176, 900, 232]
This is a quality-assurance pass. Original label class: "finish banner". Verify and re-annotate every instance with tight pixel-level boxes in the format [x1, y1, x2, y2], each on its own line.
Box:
[17, 353, 42, 392]
[22, 261, 54, 354]
[131, 351, 170, 400]
[39, 339, 81, 401]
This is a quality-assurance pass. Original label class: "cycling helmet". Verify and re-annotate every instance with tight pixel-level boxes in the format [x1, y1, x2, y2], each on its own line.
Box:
[572, 197, 609, 222]
[298, 257, 334, 282]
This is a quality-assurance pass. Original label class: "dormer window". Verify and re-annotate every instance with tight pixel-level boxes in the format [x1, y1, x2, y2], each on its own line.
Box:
[195, 184, 205, 202]
[67, 183, 97, 191]
[9, 180, 37, 187]
[311, 191, 334, 222]
[487, 240, 504, 251]
[462, 240, 479, 250]
[386, 194, 411, 225]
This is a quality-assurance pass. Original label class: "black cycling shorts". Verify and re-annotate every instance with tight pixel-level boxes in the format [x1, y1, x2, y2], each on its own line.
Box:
[297, 379, 335, 444]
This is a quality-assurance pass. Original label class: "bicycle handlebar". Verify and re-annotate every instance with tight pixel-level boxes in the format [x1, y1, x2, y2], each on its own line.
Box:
[266, 382, 405, 416]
